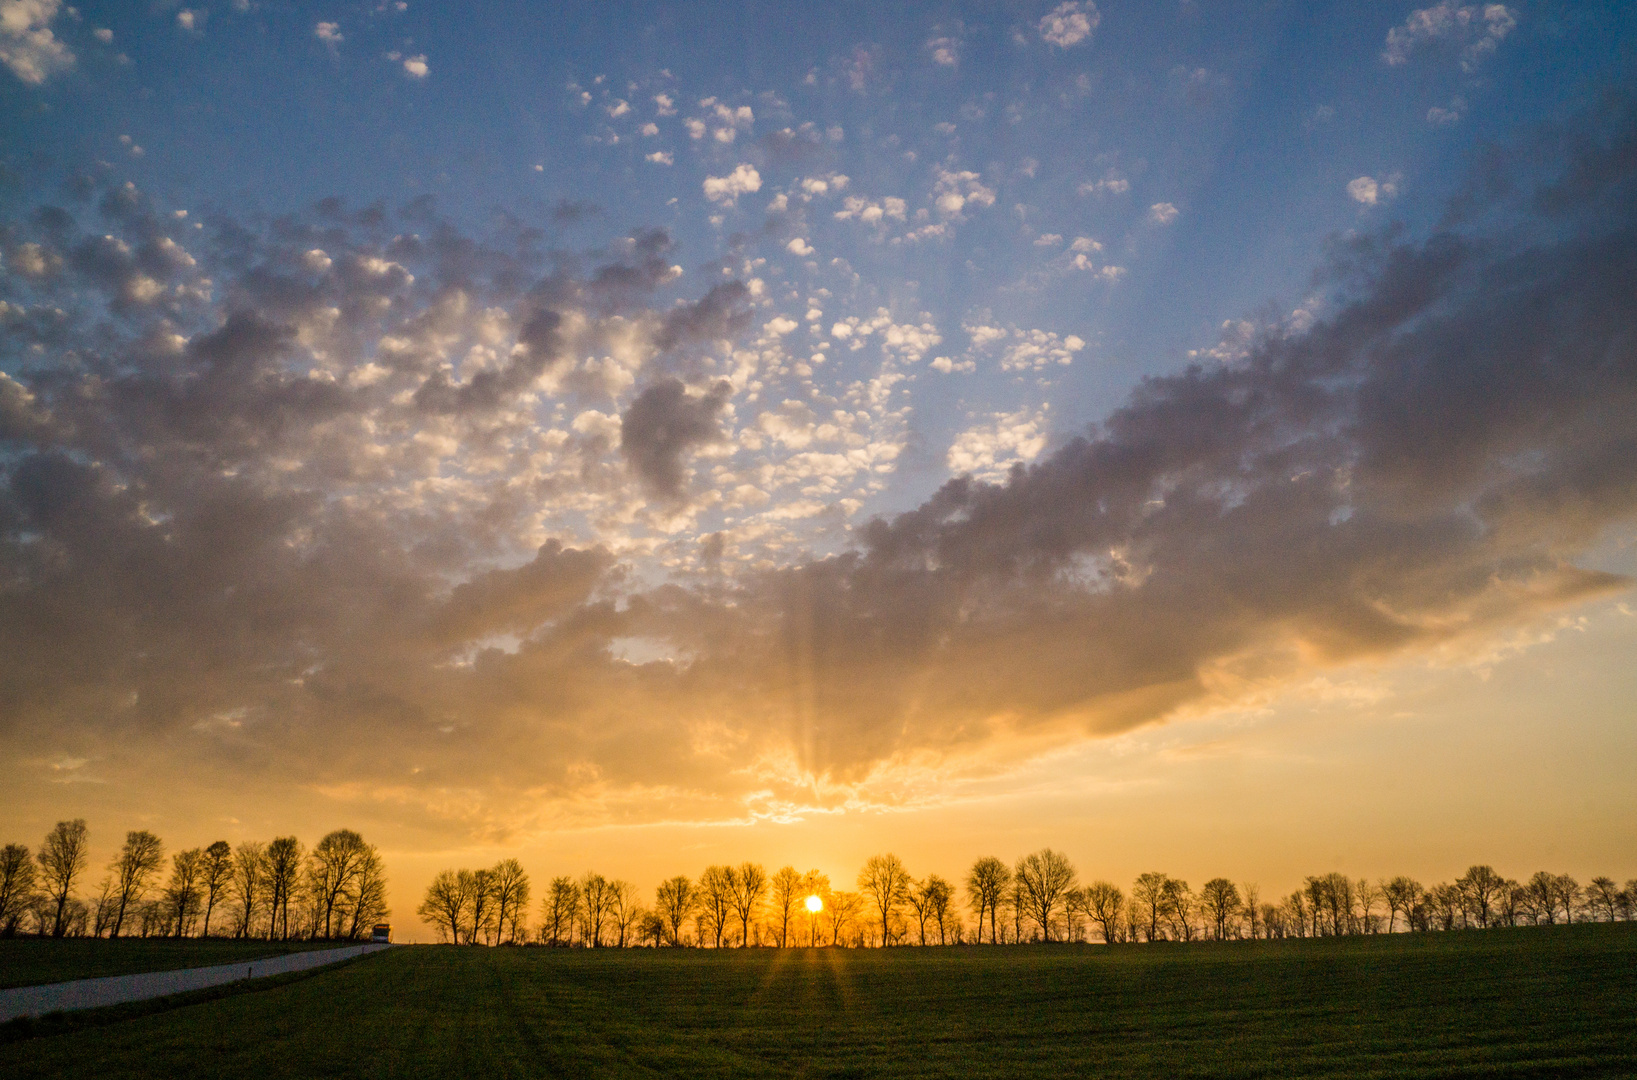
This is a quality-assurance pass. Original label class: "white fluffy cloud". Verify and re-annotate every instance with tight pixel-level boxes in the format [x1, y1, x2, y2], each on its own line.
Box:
[1382, 2, 1517, 72]
[927, 35, 959, 66]
[1149, 202, 1179, 225]
[0, 0, 74, 85]
[315, 22, 343, 48]
[703, 164, 762, 205]
[402, 54, 429, 78]
[786, 238, 814, 257]
[1039, 1, 1100, 48]
[947, 406, 1051, 480]
[931, 168, 996, 219]
[1347, 174, 1400, 206]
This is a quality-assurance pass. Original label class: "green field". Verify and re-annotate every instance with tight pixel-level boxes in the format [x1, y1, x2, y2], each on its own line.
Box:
[0, 938, 353, 990]
[3, 925, 1635, 1078]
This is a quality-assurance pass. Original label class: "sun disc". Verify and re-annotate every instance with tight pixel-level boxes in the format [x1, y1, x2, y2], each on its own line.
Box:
[805, 894, 823, 913]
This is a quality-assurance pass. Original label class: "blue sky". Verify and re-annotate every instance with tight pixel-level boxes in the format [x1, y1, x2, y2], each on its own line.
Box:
[3, 1, 1636, 931]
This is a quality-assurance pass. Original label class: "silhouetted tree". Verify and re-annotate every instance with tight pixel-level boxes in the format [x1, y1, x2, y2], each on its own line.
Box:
[653, 874, 694, 946]
[199, 841, 234, 937]
[825, 889, 863, 947]
[1242, 883, 1262, 939]
[1082, 881, 1124, 943]
[922, 874, 954, 945]
[345, 845, 389, 940]
[608, 880, 642, 947]
[801, 870, 830, 947]
[1200, 878, 1241, 940]
[1016, 849, 1077, 942]
[108, 830, 165, 938]
[231, 841, 266, 938]
[769, 866, 803, 947]
[541, 875, 582, 945]
[264, 836, 304, 940]
[1383, 876, 1421, 933]
[730, 862, 767, 947]
[966, 856, 1010, 944]
[464, 868, 497, 944]
[859, 854, 912, 946]
[696, 865, 734, 947]
[418, 869, 468, 943]
[309, 830, 373, 939]
[490, 859, 530, 944]
[165, 848, 204, 937]
[38, 819, 89, 937]
[1587, 876, 1621, 922]
[1161, 877, 1195, 942]
[1458, 865, 1506, 928]
[1132, 872, 1168, 942]
[0, 843, 36, 936]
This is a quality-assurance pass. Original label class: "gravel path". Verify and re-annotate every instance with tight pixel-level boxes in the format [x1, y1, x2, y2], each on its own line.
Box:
[0, 943, 390, 1022]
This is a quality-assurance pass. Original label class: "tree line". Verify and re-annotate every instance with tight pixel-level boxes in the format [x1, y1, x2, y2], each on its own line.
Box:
[0, 819, 388, 940]
[418, 848, 1637, 947]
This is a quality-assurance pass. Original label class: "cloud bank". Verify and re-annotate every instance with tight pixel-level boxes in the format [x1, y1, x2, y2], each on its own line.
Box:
[1, 103, 1634, 838]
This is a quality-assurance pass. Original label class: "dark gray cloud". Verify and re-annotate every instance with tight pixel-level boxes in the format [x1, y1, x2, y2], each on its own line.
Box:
[620, 377, 733, 500]
[0, 101, 1633, 837]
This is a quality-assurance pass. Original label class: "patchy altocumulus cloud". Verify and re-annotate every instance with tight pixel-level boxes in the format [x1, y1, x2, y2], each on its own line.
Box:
[0, 0, 74, 84]
[1, 103, 1634, 838]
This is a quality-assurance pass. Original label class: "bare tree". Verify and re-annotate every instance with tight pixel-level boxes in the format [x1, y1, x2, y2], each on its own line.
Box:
[769, 866, 803, 947]
[196, 841, 234, 938]
[966, 857, 1011, 944]
[1457, 865, 1506, 928]
[1082, 881, 1124, 944]
[1383, 876, 1420, 933]
[695, 865, 735, 947]
[1200, 878, 1242, 940]
[231, 841, 266, 938]
[264, 836, 304, 940]
[1016, 849, 1077, 942]
[1132, 872, 1168, 942]
[825, 889, 863, 947]
[38, 819, 90, 938]
[1355, 878, 1382, 934]
[922, 874, 954, 945]
[608, 880, 642, 947]
[1241, 883, 1262, 940]
[461, 868, 497, 945]
[490, 859, 530, 944]
[1587, 876, 1621, 922]
[906, 877, 937, 945]
[107, 830, 165, 938]
[541, 876, 582, 946]
[308, 830, 372, 939]
[417, 869, 469, 943]
[0, 843, 37, 936]
[730, 862, 767, 947]
[344, 846, 389, 940]
[1553, 874, 1581, 924]
[1160, 877, 1195, 942]
[165, 849, 205, 937]
[858, 854, 912, 947]
[653, 874, 695, 946]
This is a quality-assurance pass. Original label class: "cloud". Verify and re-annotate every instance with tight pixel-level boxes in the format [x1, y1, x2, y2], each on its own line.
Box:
[1382, 2, 1517, 72]
[1, 101, 1634, 833]
[315, 22, 343, 49]
[932, 168, 996, 219]
[620, 377, 733, 500]
[402, 54, 428, 78]
[1347, 174, 1400, 206]
[786, 238, 814, 257]
[646, 151, 673, 165]
[927, 35, 959, 67]
[177, 9, 205, 33]
[703, 164, 762, 205]
[1039, 1, 1099, 48]
[0, 0, 74, 84]
[1148, 202, 1179, 225]
[947, 407, 1051, 481]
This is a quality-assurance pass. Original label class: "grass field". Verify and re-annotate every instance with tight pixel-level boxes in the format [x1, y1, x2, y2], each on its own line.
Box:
[3, 924, 1634, 1078]
[0, 938, 353, 990]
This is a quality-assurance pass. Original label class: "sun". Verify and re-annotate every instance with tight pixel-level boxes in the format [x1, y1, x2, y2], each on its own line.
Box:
[805, 894, 823, 913]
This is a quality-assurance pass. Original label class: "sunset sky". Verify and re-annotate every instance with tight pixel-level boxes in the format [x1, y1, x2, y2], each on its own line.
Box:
[2, 0, 1634, 940]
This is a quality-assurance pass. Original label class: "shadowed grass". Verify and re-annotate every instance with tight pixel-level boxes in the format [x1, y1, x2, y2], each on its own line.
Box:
[1, 923, 1633, 1078]
[0, 937, 354, 990]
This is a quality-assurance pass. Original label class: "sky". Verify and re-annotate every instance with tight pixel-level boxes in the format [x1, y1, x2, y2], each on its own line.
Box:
[2, 0, 1635, 940]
